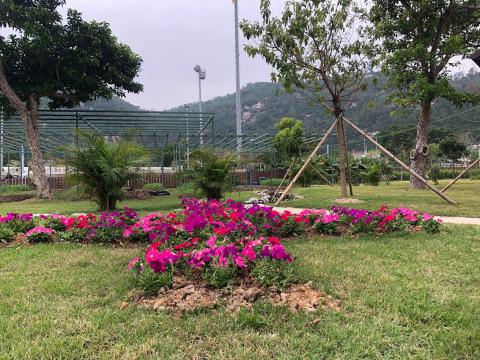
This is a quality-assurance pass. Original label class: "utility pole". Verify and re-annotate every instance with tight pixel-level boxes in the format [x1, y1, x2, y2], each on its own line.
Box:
[234, 0, 243, 153]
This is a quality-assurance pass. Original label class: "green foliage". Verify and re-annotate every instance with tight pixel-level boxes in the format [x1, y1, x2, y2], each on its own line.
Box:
[189, 149, 235, 200]
[57, 228, 88, 243]
[259, 178, 286, 187]
[0, 184, 31, 194]
[439, 136, 469, 164]
[242, 0, 375, 115]
[0, 224, 15, 244]
[203, 266, 237, 289]
[0, 1, 143, 115]
[143, 183, 165, 191]
[370, 1, 480, 109]
[420, 220, 442, 235]
[361, 164, 382, 186]
[65, 130, 149, 211]
[290, 157, 315, 187]
[272, 117, 305, 159]
[251, 259, 296, 290]
[429, 165, 442, 185]
[136, 268, 173, 296]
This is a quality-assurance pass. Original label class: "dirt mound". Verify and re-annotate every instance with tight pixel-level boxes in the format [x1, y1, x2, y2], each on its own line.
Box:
[0, 193, 35, 203]
[129, 277, 341, 314]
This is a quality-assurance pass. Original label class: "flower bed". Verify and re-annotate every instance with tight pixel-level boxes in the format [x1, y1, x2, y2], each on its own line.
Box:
[0, 199, 441, 312]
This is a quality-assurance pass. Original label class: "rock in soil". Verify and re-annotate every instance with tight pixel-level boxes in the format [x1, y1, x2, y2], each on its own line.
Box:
[133, 277, 341, 314]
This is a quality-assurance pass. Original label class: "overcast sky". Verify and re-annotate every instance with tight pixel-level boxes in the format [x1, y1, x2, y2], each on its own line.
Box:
[63, 0, 286, 110]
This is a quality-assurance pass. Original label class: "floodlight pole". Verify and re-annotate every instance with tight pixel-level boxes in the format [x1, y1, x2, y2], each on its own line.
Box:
[234, 0, 242, 153]
[0, 111, 3, 190]
[194, 65, 206, 145]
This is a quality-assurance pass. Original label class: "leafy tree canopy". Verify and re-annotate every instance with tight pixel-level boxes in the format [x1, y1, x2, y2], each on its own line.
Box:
[0, 0, 143, 115]
[370, 0, 480, 108]
[272, 117, 305, 159]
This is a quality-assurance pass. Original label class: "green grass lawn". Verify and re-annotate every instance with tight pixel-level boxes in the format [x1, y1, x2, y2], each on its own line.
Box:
[1, 225, 479, 359]
[275, 179, 480, 217]
[0, 180, 478, 217]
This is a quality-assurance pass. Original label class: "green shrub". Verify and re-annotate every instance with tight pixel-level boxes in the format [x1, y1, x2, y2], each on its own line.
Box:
[189, 149, 235, 200]
[137, 268, 173, 296]
[428, 165, 441, 184]
[0, 225, 15, 244]
[58, 228, 89, 243]
[259, 178, 286, 187]
[143, 183, 164, 191]
[65, 130, 149, 210]
[0, 184, 32, 194]
[203, 266, 237, 288]
[361, 164, 382, 186]
[251, 259, 295, 290]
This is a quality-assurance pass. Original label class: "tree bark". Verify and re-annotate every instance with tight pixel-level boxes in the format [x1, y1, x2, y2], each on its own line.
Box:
[336, 115, 348, 198]
[0, 63, 53, 199]
[410, 101, 431, 189]
[22, 101, 53, 199]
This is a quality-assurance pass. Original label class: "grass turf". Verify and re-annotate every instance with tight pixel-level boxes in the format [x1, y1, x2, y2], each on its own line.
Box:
[1, 225, 478, 359]
[0, 180, 479, 218]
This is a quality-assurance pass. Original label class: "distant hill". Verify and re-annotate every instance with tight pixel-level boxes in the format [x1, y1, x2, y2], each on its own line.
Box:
[172, 73, 480, 147]
[39, 74, 480, 150]
[40, 96, 142, 112]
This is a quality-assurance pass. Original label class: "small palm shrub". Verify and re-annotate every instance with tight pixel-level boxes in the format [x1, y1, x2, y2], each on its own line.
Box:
[361, 163, 382, 186]
[189, 149, 235, 200]
[65, 131, 149, 210]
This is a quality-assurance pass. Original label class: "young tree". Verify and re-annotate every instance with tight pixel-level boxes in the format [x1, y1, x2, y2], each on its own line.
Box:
[0, 0, 143, 199]
[241, 0, 375, 198]
[370, 0, 480, 189]
[272, 117, 305, 161]
[439, 135, 469, 172]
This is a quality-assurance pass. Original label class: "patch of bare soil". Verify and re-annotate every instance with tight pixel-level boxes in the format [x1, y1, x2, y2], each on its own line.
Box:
[127, 277, 341, 314]
[334, 198, 365, 204]
[0, 193, 35, 203]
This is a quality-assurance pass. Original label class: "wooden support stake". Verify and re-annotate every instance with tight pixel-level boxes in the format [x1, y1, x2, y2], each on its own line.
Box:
[441, 158, 480, 193]
[309, 163, 334, 187]
[273, 158, 296, 199]
[274, 119, 338, 206]
[341, 116, 458, 205]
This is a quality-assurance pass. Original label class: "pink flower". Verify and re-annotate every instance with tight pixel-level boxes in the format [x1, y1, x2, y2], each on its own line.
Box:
[128, 257, 141, 270]
[206, 235, 217, 248]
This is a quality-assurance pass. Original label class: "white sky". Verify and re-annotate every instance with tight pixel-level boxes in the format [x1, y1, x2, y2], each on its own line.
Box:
[63, 0, 286, 110]
[2, 0, 478, 110]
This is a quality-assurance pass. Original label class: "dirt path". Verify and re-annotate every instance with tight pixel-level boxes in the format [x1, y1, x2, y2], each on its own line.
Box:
[272, 206, 480, 226]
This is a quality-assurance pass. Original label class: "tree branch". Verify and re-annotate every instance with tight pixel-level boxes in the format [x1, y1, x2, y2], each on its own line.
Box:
[0, 62, 27, 113]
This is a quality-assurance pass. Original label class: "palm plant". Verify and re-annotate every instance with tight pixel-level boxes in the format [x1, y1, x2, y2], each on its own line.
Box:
[188, 149, 235, 200]
[65, 131, 149, 210]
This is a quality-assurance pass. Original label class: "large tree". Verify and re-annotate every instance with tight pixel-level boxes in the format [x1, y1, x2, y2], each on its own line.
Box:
[241, 0, 375, 198]
[0, 0, 143, 198]
[370, 0, 480, 189]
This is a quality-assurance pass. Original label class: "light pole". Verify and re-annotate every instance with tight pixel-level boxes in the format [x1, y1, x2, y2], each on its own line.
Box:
[233, 0, 242, 153]
[194, 65, 206, 144]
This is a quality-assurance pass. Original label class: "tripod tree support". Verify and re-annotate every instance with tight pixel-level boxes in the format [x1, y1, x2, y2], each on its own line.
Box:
[341, 116, 457, 205]
[309, 163, 334, 187]
[273, 158, 296, 200]
[441, 158, 480, 193]
[275, 119, 338, 206]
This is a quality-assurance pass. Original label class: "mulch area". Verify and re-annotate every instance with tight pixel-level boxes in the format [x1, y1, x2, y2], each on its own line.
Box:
[125, 276, 341, 315]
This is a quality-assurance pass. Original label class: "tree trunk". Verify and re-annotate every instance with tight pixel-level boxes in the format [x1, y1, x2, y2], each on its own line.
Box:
[20, 106, 53, 199]
[410, 101, 431, 189]
[336, 115, 348, 198]
[0, 63, 53, 199]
